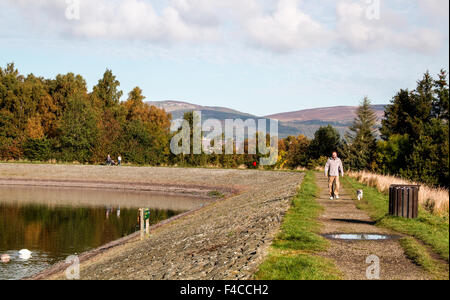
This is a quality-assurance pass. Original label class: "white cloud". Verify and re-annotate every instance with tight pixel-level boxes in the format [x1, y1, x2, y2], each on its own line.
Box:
[335, 0, 443, 53]
[170, 0, 222, 27]
[417, 0, 449, 19]
[242, 0, 334, 52]
[7, 0, 221, 44]
[3, 0, 448, 54]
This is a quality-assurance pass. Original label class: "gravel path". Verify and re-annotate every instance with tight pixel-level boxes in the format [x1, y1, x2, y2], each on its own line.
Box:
[0, 164, 303, 280]
[315, 173, 430, 280]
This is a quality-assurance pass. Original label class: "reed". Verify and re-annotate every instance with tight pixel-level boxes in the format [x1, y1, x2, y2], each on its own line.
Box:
[347, 171, 449, 215]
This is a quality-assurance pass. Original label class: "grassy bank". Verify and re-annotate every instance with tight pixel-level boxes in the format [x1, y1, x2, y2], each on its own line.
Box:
[255, 171, 341, 280]
[399, 237, 448, 280]
[347, 171, 449, 215]
[342, 176, 449, 280]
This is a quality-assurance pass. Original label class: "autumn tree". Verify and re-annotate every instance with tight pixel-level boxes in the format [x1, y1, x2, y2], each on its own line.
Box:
[90, 70, 125, 162]
[283, 135, 310, 168]
[119, 87, 171, 165]
[308, 125, 341, 160]
[58, 94, 99, 163]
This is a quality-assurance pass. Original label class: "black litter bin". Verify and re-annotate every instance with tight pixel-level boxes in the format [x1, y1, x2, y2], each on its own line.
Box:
[389, 185, 420, 219]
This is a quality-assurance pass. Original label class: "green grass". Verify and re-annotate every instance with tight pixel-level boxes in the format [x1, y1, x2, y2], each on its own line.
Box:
[256, 253, 340, 280]
[207, 191, 225, 198]
[255, 171, 341, 280]
[342, 176, 449, 279]
[399, 237, 449, 280]
[342, 176, 449, 261]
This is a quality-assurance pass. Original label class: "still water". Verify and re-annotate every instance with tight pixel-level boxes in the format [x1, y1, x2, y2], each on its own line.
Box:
[323, 233, 398, 241]
[0, 185, 206, 280]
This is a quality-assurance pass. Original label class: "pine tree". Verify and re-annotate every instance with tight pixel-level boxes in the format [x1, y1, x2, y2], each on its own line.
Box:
[342, 97, 378, 170]
[379, 70, 449, 187]
[433, 69, 449, 121]
[92, 69, 123, 108]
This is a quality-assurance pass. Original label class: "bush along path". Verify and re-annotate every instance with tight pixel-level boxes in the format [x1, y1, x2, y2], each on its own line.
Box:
[316, 172, 432, 280]
[342, 176, 449, 280]
[255, 171, 342, 280]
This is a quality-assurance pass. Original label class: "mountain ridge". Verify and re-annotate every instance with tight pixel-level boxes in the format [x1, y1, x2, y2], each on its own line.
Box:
[265, 105, 386, 123]
[146, 100, 387, 139]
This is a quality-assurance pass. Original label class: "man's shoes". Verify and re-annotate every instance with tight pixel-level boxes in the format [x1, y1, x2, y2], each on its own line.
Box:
[329, 196, 334, 200]
[335, 196, 340, 199]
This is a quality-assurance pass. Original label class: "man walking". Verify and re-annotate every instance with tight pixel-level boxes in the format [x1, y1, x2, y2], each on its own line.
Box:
[325, 151, 344, 200]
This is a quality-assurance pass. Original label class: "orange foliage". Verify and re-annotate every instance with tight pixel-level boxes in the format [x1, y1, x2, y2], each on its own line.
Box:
[25, 115, 45, 139]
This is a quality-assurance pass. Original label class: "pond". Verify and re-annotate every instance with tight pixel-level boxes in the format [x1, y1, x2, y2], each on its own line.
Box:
[0, 185, 207, 280]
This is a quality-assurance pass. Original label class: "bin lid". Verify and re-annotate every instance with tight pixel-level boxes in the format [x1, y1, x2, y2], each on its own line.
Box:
[390, 184, 421, 189]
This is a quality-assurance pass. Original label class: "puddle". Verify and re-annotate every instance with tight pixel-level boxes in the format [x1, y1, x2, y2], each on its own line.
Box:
[323, 233, 399, 241]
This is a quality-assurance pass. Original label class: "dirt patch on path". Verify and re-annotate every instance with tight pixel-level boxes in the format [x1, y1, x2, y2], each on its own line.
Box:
[315, 173, 430, 280]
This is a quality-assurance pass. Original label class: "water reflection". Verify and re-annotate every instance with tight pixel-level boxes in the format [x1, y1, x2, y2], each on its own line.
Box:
[0, 186, 199, 280]
[0, 185, 206, 211]
[323, 233, 398, 240]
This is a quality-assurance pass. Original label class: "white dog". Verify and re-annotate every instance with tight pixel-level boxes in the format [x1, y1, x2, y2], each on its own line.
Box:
[357, 190, 363, 201]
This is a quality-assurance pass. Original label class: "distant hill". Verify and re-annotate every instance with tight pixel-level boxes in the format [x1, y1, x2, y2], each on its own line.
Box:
[147, 100, 254, 120]
[147, 101, 386, 139]
[265, 105, 386, 124]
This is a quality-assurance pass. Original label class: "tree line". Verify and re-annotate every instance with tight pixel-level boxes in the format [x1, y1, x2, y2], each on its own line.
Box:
[0, 63, 448, 187]
[0, 63, 172, 165]
[277, 70, 449, 188]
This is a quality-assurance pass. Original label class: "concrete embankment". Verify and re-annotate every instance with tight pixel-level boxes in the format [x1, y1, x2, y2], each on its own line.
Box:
[0, 164, 303, 280]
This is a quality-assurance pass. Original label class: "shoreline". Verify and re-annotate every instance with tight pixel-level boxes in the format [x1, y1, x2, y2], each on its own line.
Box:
[0, 164, 303, 280]
[0, 178, 238, 198]
[0, 176, 237, 280]
[25, 198, 221, 280]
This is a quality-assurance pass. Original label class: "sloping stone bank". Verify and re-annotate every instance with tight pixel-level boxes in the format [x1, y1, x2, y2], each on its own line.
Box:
[76, 172, 302, 280]
[0, 164, 303, 280]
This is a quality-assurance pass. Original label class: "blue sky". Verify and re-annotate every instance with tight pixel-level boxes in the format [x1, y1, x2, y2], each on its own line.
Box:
[0, 0, 448, 116]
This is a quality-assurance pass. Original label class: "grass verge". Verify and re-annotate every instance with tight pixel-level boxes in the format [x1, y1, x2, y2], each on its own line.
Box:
[399, 237, 449, 280]
[255, 171, 341, 280]
[342, 176, 449, 279]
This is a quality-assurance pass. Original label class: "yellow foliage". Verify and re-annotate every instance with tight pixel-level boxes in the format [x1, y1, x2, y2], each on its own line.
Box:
[25, 116, 45, 139]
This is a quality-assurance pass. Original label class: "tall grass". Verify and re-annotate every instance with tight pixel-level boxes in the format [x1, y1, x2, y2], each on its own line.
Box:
[348, 171, 449, 215]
